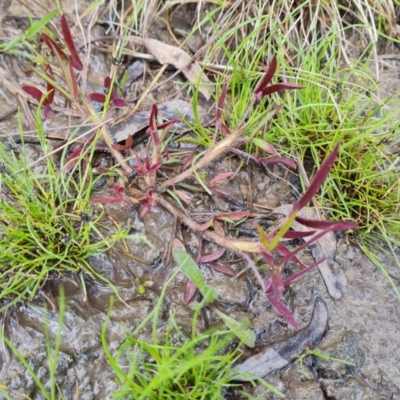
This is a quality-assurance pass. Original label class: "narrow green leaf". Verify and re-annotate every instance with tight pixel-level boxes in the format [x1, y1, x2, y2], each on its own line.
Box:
[25, 10, 60, 38]
[1, 10, 59, 52]
[173, 248, 217, 303]
[214, 308, 256, 348]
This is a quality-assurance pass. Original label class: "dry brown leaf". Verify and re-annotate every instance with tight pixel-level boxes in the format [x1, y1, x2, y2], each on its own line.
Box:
[127, 36, 213, 99]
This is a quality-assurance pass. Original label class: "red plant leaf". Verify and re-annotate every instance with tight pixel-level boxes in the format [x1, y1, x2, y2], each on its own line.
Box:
[199, 248, 226, 264]
[278, 222, 358, 266]
[45, 64, 55, 104]
[295, 215, 357, 231]
[294, 144, 339, 211]
[254, 56, 277, 94]
[209, 172, 235, 186]
[259, 157, 297, 169]
[112, 98, 128, 108]
[41, 33, 69, 62]
[267, 295, 298, 329]
[209, 263, 235, 276]
[89, 93, 106, 103]
[112, 135, 133, 151]
[253, 138, 277, 155]
[282, 230, 316, 239]
[113, 183, 125, 198]
[149, 104, 158, 131]
[68, 62, 78, 101]
[275, 243, 308, 269]
[280, 259, 324, 287]
[162, 148, 170, 160]
[217, 81, 228, 121]
[60, 15, 83, 71]
[157, 119, 179, 130]
[260, 82, 305, 97]
[149, 161, 163, 174]
[185, 280, 197, 305]
[64, 147, 83, 172]
[260, 250, 274, 266]
[104, 76, 111, 89]
[138, 190, 157, 218]
[22, 86, 44, 102]
[43, 104, 53, 119]
[217, 122, 232, 135]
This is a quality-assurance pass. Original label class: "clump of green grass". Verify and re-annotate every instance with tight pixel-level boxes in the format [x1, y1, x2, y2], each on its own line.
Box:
[102, 266, 283, 400]
[180, 1, 400, 249]
[0, 113, 129, 311]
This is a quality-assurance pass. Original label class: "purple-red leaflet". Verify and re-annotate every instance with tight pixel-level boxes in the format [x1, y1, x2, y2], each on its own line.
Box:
[276, 243, 308, 269]
[89, 93, 107, 103]
[199, 248, 225, 263]
[217, 81, 228, 121]
[295, 215, 356, 230]
[268, 268, 284, 299]
[259, 157, 297, 169]
[279, 258, 324, 287]
[294, 144, 339, 211]
[22, 86, 53, 118]
[254, 56, 277, 94]
[259, 82, 305, 97]
[278, 221, 358, 266]
[209, 263, 235, 276]
[162, 148, 170, 160]
[139, 190, 157, 218]
[104, 76, 112, 89]
[22, 86, 45, 103]
[43, 105, 52, 119]
[41, 33, 69, 62]
[68, 62, 78, 101]
[146, 105, 159, 145]
[253, 139, 277, 155]
[218, 122, 232, 135]
[149, 104, 158, 130]
[157, 119, 179, 130]
[260, 250, 274, 266]
[64, 134, 96, 172]
[112, 98, 128, 108]
[282, 230, 316, 239]
[185, 280, 197, 305]
[60, 15, 83, 71]
[209, 172, 235, 186]
[45, 64, 55, 104]
[267, 295, 298, 329]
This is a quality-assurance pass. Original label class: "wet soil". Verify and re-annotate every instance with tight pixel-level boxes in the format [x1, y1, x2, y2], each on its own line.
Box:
[1, 2, 400, 400]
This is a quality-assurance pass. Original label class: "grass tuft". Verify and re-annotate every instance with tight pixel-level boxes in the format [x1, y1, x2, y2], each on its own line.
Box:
[0, 112, 130, 311]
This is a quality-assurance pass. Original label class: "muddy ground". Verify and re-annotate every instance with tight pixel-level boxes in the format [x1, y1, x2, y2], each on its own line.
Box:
[1, 1, 400, 399]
